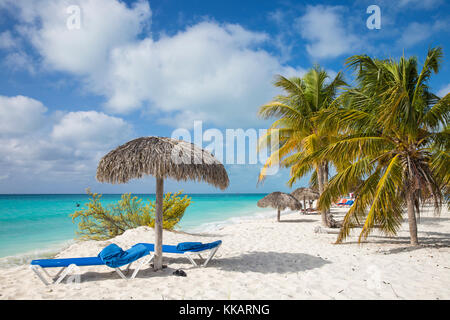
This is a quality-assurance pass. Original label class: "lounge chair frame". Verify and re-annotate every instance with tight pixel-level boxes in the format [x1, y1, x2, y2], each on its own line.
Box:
[182, 243, 221, 267]
[30, 253, 154, 286]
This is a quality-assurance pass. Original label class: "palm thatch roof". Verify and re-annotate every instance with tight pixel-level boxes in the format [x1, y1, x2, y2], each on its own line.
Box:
[291, 187, 319, 201]
[257, 192, 302, 210]
[96, 136, 229, 190]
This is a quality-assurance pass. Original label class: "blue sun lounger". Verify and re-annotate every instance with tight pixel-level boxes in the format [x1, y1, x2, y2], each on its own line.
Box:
[137, 240, 222, 267]
[30, 243, 154, 285]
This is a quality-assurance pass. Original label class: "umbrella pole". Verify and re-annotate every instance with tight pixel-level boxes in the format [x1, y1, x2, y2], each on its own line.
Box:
[154, 177, 164, 271]
[277, 208, 280, 222]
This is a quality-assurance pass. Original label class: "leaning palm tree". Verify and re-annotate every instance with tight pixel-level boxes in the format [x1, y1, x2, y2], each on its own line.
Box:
[257, 65, 347, 227]
[315, 47, 449, 245]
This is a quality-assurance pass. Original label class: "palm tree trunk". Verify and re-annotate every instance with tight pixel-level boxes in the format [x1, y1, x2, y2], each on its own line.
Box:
[153, 177, 164, 270]
[317, 165, 323, 194]
[414, 196, 421, 224]
[323, 162, 329, 188]
[277, 208, 281, 222]
[323, 163, 334, 227]
[406, 189, 419, 246]
[317, 163, 329, 227]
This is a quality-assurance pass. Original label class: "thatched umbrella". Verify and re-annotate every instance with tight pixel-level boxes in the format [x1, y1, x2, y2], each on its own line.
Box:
[257, 192, 301, 222]
[291, 187, 319, 213]
[96, 136, 229, 270]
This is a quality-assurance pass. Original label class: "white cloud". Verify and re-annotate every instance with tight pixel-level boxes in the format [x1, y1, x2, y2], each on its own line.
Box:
[5, 0, 304, 128]
[0, 95, 132, 186]
[51, 111, 131, 150]
[0, 31, 18, 49]
[437, 84, 450, 98]
[0, 95, 47, 136]
[8, 0, 151, 74]
[3, 52, 36, 73]
[296, 5, 360, 59]
[397, 0, 443, 9]
[398, 22, 431, 48]
[268, 9, 285, 25]
[397, 21, 448, 48]
[99, 22, 303, 127]
[0, 25, 34, 73]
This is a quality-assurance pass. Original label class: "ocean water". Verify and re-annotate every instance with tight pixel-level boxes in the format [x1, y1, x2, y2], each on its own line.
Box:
[0, 194, 275, 266]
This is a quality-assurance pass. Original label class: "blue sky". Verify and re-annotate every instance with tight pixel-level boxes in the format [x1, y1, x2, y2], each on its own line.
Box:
[0, 0, 449, 194]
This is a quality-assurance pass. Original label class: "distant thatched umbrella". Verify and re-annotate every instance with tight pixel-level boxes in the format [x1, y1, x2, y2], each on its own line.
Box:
[291, 188, 320, 213]
[257, 192, 302, 222]
[96, 136, 229, 270]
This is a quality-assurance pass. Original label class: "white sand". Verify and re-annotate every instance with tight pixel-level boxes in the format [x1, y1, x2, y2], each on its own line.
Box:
[1, 206, 449, 300]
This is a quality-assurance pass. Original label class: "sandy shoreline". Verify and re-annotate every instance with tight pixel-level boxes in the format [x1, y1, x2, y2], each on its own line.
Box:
[1, 206, 449, 300]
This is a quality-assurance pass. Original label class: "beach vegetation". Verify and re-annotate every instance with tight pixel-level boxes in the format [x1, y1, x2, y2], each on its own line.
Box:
[71, 189, 191, 240]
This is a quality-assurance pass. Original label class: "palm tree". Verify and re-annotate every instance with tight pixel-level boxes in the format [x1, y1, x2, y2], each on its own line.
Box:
[257, 65, 347, 227]
[315, 47, 449, 245]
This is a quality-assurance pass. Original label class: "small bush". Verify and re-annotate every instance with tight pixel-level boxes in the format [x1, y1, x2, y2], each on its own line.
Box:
[71, 188, 191, 240]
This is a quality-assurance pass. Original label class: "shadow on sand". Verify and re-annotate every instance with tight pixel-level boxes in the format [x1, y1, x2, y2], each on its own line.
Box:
[279, 219, 316, 223]
[415, 217, 450, 225]
[61, 263, 187, 283]
[55, 251, 331, 284]
[213, 251, 330, 274]
[341, 231, 450, 254]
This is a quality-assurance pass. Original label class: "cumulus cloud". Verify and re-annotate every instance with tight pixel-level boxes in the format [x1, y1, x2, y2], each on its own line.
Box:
[5, 0, 304, 128]
[3, 52, 36, 73]
[0, 95, 47, 136]
[0, 95, 132, 187]
[295, 5, 360, 59]
[51, 111, 131, 150]
[100, 22, 303, 127]
[0, 29, 35, 72]
[0, 31, 18, 49]
[6, 0, 151, 74]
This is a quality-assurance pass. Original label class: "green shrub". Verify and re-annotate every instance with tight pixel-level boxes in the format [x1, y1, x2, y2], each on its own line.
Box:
[71, 188, 191, 240]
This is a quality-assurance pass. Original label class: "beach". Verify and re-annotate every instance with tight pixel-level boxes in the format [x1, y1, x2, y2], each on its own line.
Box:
[0, 0, 448, 307]
[0, 193, 274, 263]
[1, 206, 449, 300]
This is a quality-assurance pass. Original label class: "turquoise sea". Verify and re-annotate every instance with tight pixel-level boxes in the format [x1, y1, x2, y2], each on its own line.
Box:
[0, 194, 274, 266]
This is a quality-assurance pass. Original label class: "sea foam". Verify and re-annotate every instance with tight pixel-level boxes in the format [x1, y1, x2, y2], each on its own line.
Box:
[0, 239, 74, 268]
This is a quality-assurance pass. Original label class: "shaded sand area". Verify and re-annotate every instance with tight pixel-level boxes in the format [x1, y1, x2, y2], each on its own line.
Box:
[1, 206, 449, 300]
